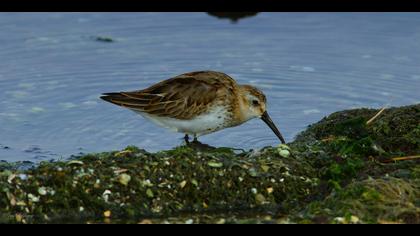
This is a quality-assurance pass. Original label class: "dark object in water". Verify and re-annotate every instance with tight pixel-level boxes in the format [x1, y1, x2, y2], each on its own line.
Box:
[91, 36, 114, 43]
[207, 12, 259, 23]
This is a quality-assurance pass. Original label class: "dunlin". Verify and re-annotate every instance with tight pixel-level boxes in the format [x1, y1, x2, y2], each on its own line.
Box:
[101, 71, 286, 144]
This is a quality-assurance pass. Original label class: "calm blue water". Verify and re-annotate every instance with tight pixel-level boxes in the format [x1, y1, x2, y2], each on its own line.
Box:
[0, 12, 419, 162]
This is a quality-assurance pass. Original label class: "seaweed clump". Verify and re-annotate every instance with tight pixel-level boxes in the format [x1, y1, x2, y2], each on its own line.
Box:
[290, 104, 420, 223]
[0, 146, 317, 223]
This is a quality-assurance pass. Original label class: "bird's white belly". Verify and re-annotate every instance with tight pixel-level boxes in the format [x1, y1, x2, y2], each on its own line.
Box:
[133, 106, 230, 136]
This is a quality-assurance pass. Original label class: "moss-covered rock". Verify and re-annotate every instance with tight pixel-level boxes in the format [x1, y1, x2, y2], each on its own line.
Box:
[290, 104, 420, 223]
[0, 146, 318, 223]
[0, 104, 419, 223]
[300, 177, 420, 224]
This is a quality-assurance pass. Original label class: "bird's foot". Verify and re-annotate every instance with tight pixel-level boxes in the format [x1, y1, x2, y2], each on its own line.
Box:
[187, 140, 216, 150]
[183, 134, 190, 144]
[182, 134, 216, 150]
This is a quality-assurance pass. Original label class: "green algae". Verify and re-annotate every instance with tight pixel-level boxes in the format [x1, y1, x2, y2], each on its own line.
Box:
[0, 104, 419, 223]
[299, 177, 420, 224]
[295, 104, 419, 157]
[288, 104, 420, 223]
[0, 146, 317, 223]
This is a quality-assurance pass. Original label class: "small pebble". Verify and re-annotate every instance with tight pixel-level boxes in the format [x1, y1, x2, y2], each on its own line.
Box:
[146, 189, 154, 198]
[139, 219, 153, 224]
[216, 218, 226, 224]
[28, 194, 40, 203]
[38, 187, 47, 196]
[118, 173, 131, 186]
[179, 180, 187, 188]
[103, 210, 111, 218]
[18, 174, 28, 180]
[350, 215, 360, 224]
[279, 149, 290, 158]
[185, 219, 193, 224]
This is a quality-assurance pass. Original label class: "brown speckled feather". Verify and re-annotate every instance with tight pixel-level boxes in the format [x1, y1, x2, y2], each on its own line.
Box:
[101, 71, 238, 120]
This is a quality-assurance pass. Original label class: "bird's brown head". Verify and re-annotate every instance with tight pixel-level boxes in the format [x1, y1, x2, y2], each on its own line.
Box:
[239, 85, 286, 144]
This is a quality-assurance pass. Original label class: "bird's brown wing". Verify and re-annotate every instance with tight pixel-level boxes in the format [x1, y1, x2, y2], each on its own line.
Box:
[100, 71, 238, 120]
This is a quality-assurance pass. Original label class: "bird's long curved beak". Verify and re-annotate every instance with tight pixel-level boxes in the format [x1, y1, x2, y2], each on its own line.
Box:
[261, 111, 286, 144]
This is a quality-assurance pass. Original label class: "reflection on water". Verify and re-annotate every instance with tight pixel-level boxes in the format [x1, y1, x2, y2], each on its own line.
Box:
[0, 12, 419, 162]
[207, 12, 259, 23]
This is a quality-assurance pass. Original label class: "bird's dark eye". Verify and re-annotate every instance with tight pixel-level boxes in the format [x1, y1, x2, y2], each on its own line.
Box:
[252, 100, 259, 106]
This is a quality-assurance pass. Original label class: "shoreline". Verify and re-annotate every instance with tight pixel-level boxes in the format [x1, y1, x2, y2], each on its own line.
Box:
[1, 104, 419, 223]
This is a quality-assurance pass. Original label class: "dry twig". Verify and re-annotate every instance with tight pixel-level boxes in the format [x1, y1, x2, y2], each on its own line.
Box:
[381, 155, 420, 163]
[366, 107, 386, 125]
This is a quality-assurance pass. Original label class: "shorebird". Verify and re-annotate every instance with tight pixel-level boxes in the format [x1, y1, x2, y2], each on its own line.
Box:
[101, 71, 286, 144]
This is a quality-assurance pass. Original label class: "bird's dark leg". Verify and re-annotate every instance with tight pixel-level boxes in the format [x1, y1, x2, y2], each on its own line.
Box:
[184, 134, 190, 144]
[184, 133, 216, 150]
[187, 134, 216, 150]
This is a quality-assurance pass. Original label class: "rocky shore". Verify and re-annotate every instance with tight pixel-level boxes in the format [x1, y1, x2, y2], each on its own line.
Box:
[1, 104, 419, 223]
